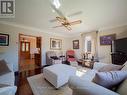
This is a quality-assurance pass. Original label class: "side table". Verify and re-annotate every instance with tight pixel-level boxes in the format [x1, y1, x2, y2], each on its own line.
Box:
[77, 59, 83, 66]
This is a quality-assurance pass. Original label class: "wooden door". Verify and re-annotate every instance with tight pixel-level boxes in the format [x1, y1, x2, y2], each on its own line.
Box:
[36, 37, 41, 48]
[20, 41, 30, 59]
[35, 37, 41, 66]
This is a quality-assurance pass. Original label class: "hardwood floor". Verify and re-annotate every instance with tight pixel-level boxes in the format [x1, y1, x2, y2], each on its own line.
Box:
[19, 59, 40, 72]
[16, 68, 42, 95]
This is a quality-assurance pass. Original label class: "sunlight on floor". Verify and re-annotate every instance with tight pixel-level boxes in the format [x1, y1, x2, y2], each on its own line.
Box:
[76, 69, 87, 77]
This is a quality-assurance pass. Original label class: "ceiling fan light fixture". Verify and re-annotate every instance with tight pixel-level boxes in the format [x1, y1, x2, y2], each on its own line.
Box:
[53, 0, 61, 9]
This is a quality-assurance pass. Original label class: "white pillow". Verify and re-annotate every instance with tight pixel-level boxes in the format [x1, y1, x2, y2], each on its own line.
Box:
[98, 64, 123, 72]
[93, 71, 127, 88]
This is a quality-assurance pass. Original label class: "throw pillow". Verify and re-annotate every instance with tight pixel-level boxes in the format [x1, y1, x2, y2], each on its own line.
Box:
[93, 71, 127, 88]
[98, 64, 124, 72]
[0, 60, 11, 76]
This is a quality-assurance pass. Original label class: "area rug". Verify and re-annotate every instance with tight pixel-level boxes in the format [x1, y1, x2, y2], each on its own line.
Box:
[27, 66, 89, 95]
[27, 74, 72, 95]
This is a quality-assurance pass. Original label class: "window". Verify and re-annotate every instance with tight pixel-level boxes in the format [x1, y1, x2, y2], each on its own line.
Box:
[87, 40, 91, 52]
[85, 36, 92, 53]
[21, 42, 30, 52]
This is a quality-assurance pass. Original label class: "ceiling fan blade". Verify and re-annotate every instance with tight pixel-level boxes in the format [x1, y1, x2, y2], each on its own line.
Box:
[67, 11, 83, 17]
[50, 4, 65, 18]
[69, 20, 82, 25]
[53, 24, 71, 31]
[49, 18, 57, 22]
[52, 24, 63, 28]
[50, 16, 67, 23]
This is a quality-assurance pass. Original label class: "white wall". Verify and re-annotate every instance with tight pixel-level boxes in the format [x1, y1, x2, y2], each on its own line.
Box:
[0, 23, 70, 71]
[69, 35, 83, 59]
[69, 25, 127, 64]
[98, 25, 127, 63]
[0, 22, 127, 72]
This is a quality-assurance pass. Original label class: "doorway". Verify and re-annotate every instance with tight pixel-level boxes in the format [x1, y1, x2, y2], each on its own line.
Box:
[19, 34, 42, 72]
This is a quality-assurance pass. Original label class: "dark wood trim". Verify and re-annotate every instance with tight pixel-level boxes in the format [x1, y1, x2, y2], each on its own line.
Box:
[19, 33, 40, 38]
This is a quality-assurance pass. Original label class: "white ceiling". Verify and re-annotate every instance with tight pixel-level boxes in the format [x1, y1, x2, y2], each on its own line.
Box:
[0, 0, 127, 36]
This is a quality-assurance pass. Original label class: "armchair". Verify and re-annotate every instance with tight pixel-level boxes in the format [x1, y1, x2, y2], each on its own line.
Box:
[66, 50, 78, 67]
[46, 51, 62, 65]
[66, 50, 76, 62]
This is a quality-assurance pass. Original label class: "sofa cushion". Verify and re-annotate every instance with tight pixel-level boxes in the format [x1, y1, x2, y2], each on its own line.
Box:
[0, 84, 10, 88]
[69, 76, 119, 95]
[93, 62, 108, 70]
[0, 60, 11, 76]
[116, 79, 127, 95]
[121, 61, 127, 71]
[93, 71, 127, 88]
[0, 86, 17, 95]
[81, 69, 98, 81]
[0, 71, 15, 86]
[98, 64, 123, 72]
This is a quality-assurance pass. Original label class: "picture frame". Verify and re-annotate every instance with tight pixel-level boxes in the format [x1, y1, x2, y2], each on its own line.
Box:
[100, 34, 116, 45]
[73, 40, 79, 49]
[50, 38, 62, 50]
[0, 33, 9, 46]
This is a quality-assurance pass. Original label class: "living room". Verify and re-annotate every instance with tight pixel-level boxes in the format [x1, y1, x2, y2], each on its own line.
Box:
[0, 0, 127, 95]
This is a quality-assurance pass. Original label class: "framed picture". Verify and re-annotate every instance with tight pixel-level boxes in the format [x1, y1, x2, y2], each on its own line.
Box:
[0, 33, 9, 46]
[50, 38, 62, 50]
[73, 40, 79, 49]
[100, 34, 116, 45]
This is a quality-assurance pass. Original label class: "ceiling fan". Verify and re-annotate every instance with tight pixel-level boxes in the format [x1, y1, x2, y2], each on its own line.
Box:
[52, 17, 82, 31]
[50, 1, 82, 31]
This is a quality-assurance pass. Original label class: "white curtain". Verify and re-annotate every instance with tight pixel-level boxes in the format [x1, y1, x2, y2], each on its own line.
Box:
[81, 31, 98, 59]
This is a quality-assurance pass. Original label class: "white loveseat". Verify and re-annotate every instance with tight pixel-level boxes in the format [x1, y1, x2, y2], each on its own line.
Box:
[69, 62, 127, 95]
[0, 63, 17, 95]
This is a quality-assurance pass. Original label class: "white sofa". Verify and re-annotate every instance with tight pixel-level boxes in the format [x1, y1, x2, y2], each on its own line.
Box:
[46, 51, 63, 65]
[0, 63, 17, 95]
[69, 62, 127, 95]
[43, 64, 76, 88]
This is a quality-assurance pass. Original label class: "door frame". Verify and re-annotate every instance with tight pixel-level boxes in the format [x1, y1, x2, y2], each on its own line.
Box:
[18, 33, 42, 70]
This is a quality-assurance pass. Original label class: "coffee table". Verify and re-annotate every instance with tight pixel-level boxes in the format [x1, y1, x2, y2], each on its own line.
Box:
[77, 59, 95, 68]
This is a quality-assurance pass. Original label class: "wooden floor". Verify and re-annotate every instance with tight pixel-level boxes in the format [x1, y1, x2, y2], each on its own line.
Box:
[19, 59, 40, 72]
[16, 68, 42, 95]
